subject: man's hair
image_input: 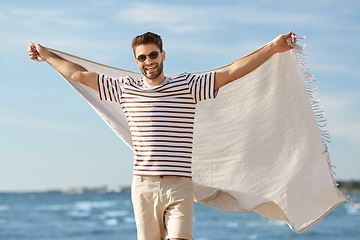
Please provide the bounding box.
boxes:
[132,32,163,55]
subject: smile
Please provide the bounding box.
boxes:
[145,65,157,72]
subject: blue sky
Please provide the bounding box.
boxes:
[0,0,359,191]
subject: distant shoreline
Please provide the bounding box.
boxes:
[337,180,360,193]
[1,180,359,194]
[0,185,131,194]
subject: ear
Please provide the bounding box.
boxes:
[161,50,166,61]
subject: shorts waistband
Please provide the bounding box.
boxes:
[133,174,192,179]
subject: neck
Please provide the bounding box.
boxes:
[144,72,166,86]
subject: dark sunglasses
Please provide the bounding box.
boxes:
[136,51,159,62]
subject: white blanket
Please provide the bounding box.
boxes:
[46,40,351,232]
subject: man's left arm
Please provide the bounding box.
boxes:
[214,31,296,91]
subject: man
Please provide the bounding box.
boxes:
[28,31,295,240]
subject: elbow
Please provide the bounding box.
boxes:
[214,71,234,90]
[69,71,99,92]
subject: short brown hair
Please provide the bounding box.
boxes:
[132,32,163,55]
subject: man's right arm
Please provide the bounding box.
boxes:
[28,42,99,92]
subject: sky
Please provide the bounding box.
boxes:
[0,0,359,192]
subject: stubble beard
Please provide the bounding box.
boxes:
[141,61,164,80]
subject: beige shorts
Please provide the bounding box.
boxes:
[131,175,194,240]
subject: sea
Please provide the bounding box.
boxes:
[0,192,359,240]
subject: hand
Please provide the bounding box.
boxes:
[273,31,296,54]
[28,42,46,62]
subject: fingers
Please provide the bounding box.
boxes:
[285,31,297,47]
[286,31,297,43]
[281,31,291,39]
[28,47,38,61]
[28,42,43,61]
[287,31,296,42]
[28,42,38,51]
[28,43,37,55]
[29,52,38,60]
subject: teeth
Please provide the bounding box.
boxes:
[146,66,156,70]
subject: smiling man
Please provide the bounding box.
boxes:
[134,39,165,83]
[28,31,295,240]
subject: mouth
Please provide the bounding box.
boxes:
[145,64,157,73]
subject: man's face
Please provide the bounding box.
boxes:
[134,43,165,81]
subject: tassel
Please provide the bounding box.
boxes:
[289,34,354,206]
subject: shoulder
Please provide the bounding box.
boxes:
[123,75,141,84]
[172,72,193,82]
[123,75,145,89]
[176,72,215,78]
[175,72,215,83]
[98,74,122,83]
[98,74,144,89]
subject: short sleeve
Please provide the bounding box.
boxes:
[185,72,217,103]
[98,74,123,103]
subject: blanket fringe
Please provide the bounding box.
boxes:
[287,35,355,207]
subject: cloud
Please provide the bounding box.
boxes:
[55,18,101,28]
[42,37,129,62]
[117,3,194,24]
[11,8,60,18]
[311,62,360,78]
[116,3,219,34]
[321,93,360,147]
[2,6,101,32]
[113,1,360,37]
[0,110,78,131]
[115,3,318,34]
[0,12,7,20]
[91,0,116,6]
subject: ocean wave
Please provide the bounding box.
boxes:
[35,200,118,212]
[104,218,118,226]
[35,204,72,211]
[74,200,117,210]
[98,210,128,219]
[226,222,239,228]
[0,205,9,212]
[67,210,91,217]
[344,202,359,215]
[246,219,287,227]
[123,217,135,223]
[249,234,258,239]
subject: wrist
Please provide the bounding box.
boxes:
[40,49,51,62]
[267,41,277,55]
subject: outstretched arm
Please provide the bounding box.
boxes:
[214,31,296,91]
[28,43,99,92]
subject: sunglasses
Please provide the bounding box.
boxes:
[136,51,159,62]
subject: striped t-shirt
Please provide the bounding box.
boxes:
[98,72,216,177]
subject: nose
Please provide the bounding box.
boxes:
[145,56,153,64]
